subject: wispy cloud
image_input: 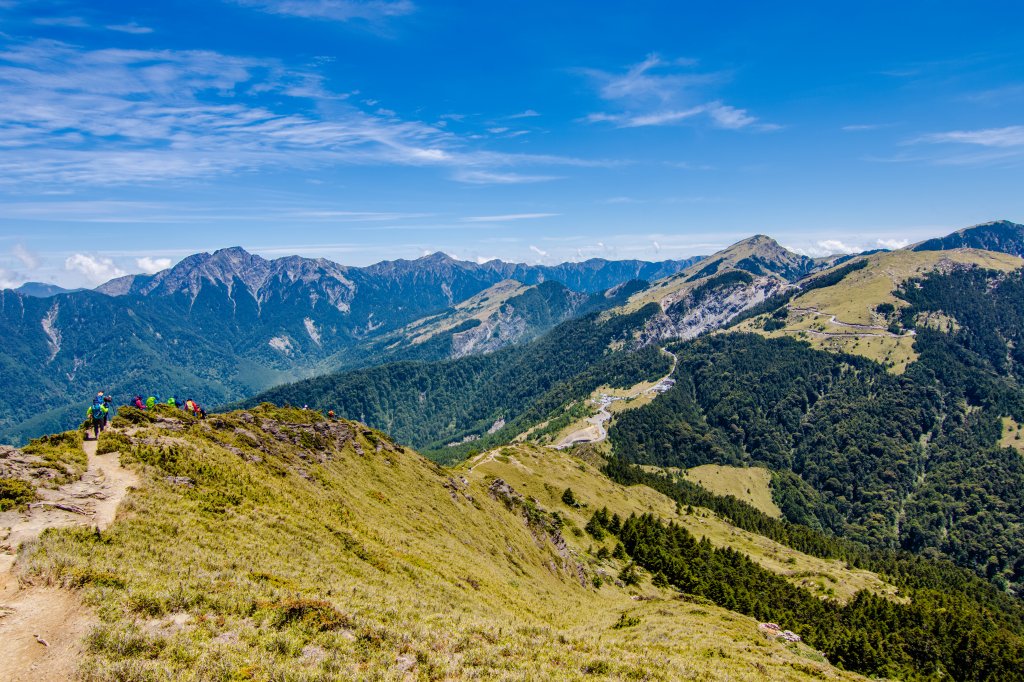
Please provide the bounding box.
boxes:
[0,39,588,186]
[579,54,774,131]
[452,170,563,185]
[106,22,154,34]
[463,213,558,222]
[842,123,891,132]
[915,125,1024,148]
[902,125,1024,166]
[230,0,415,23]
[508,109,540,119]
[13,243,39,268]
[528,244,549,258]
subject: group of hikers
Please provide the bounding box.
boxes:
[85,391,207,440]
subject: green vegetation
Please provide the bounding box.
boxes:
[244,305,671,461]
[609,307,1024,592]
[20,430,86,487]
[18,406,855,681]
[591,509,1024,679]
[0,476,35,510]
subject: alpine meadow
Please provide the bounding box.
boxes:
[2,2,1024,681]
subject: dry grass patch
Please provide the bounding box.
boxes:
[1002,417,1024,453]
[682,464,781,518]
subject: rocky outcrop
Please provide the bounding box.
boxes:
[639,275,791,345]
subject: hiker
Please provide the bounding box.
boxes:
[86,401,107,440]
[134,395,145,410]
[185,398,196,413]
[146,395,157,410]
[103,395,113,427]
[167,396,177,408]
[327,410,336,420]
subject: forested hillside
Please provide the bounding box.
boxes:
[609,264,1024,593]
[244,304,672,460]
[0,248,689,445]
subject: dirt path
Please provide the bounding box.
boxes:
[0,435,138,681]
[554,348,677,449]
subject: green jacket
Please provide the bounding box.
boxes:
[87,404,108,420]
[146,397,156,409]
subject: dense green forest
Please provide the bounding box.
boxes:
[243,304,671,461]
[588,505,1024,679]
[609,266,1024,593]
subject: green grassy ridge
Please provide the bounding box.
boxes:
[18,405,861,680]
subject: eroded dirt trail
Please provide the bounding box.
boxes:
[0,436,138,681]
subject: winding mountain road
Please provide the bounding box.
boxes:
[554,348,677,449]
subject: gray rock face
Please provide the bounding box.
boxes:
[639,276,790,345]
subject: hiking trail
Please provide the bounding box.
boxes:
[0,434,138,681]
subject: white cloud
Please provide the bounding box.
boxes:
[463,213,558,223]
[706,102,758,129]
[106,22,154,34]
[65,253,127,284]
[475,255,497,264]
[579,57,772,131]
[842,123,888,132]
[915,126,1024,148]
[621,106,706,128]
[136,256,172,273]
[529,245,549,258]
[452,170,562,185]
[508,109,540,119]
[0,40,592,186]
[652,240,661,253]
[231,0,415,22]
[580,54,714,104]
[12,243,39,269]
[876,238,909,250]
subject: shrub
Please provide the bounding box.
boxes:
[561,487,579,507]
[269,598,350,632]
[0,477,35,511]
[97,431,132,455]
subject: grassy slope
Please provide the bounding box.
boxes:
[735,248,1023,373]
[1003,417,1024,453]
[463,444,899,604]
[17,406,860,681]
[680,464,782,519]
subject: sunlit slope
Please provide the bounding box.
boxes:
[17,406,859,681]
[734,248,1023,372]
[463,443,899,604]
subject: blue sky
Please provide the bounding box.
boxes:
[0,0,1022,287]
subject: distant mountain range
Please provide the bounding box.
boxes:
[0,250,698,444]
[13,282,84,298]
[3,220,1022,446]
